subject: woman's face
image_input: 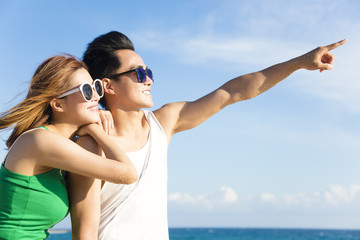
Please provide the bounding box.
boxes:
[60,68,101,126]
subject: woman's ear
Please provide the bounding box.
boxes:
[49,98,65,113]
[102,78,116,95]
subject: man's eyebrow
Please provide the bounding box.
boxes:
[128,64,146,69]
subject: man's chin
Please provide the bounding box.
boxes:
[143,101,154,108]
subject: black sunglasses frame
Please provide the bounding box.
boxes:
[108,67,153,83]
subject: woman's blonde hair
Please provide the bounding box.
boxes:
[0,54,87,148]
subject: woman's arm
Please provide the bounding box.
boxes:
[8,124,138,183]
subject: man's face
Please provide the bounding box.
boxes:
[109,50,154,110]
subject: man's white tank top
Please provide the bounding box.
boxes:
[98,110,169,240]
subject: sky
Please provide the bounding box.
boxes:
[0,0,360,230]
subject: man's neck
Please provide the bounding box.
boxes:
[110,108,148,136]
[107,108,150,152]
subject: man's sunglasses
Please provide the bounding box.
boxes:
[57,79,104,102]
[108,67,154,83]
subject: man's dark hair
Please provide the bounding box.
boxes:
[83,31,135,108]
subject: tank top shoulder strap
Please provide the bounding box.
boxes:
[144,110,166,137]
[3,127,49,163]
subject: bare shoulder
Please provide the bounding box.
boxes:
[5,128,70,168]
[153,102,186,121]
[153,102,187,138]
[13,128,60,152]
[17,128,87,157]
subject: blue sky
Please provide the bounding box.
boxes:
[1,0,360,230]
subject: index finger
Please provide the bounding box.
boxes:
[325,38,348,51]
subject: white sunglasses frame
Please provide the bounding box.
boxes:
[57,79,104,101]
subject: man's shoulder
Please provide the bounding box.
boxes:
[153,102,186,119]
[76,135,101,153]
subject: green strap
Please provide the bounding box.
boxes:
[38,126,49,130]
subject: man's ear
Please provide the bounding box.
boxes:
[49,98,65,113]
[102,78,116,95]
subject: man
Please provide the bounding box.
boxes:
[69,31,346,239]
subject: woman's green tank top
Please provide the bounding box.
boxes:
[0,165,69,239]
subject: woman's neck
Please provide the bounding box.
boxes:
[43,122,79,139]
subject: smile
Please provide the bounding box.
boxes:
[88,105,99,110]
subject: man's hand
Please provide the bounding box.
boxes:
[298,39,348,72]
[99,110,114,135]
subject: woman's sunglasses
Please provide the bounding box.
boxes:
[57,79,104,102]
[108,67,154,83]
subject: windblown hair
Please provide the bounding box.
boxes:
[83,31,134,108]
[0,55,87,148]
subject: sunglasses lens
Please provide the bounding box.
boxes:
[146,68,153,82]
[82,83,93,101]
[94,80,104,97]
[136,68,146,83]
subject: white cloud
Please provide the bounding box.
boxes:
[168,192,208,205]
[181,36,299,67]
[168,192,213,210]
[168,184,360,228]
[324,184,360,206]
[220,186,239,203]
[169,184,360,211]
[168,192,187,202]
[134,29,303,68]
[268,184,360,209]
[168,186,240,211]
[252,184,360,210]
[261,192,276,203]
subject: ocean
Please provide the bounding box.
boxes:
[48,228,360,240]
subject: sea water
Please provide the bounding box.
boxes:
[49,228,360,240]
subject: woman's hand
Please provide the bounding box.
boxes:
[77,110,113,137]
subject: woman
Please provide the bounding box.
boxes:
[0,55,138,239]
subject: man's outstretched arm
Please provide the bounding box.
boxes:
[154,39,347,140]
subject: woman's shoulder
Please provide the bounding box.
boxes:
[12,128,61,151]
[20,127,52,140]
[5,128,61,168]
